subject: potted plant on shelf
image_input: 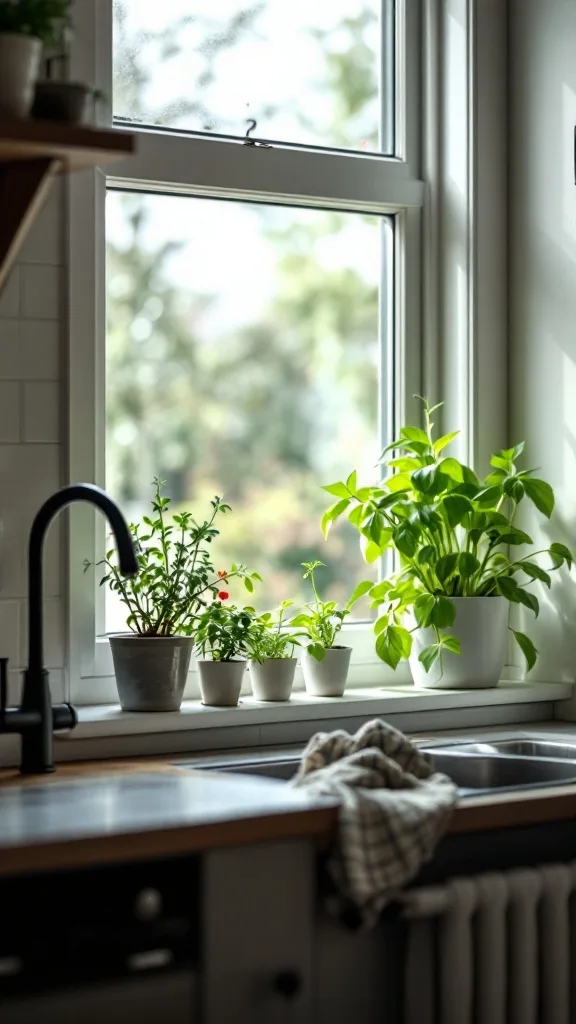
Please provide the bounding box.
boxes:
[246,601,304,702]
[290,561,372,697]
[322,399,572,689]
[194,601,255,707]
[88,478,260,712]
[32,23,105,125]
[0,0,70,118]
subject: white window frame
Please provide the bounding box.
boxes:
[66,0,508,706]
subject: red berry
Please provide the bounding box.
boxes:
[218,591,229,600]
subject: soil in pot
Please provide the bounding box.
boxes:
[197,659,246,707]
[409,596,508,689]
[109,634,194,712]
[301,646,352,697]
[32,81,90,124]
[249,658,296,702]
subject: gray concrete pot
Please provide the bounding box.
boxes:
[249,658,296,701]
[197,659,246,706]
[109,634,194,712]
[301,646,352,697]
[32,81,90,124]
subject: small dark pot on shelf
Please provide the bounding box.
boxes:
[32,81,90,124]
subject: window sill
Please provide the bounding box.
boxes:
[67,680,573,740]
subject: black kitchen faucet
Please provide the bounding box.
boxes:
[0,484,138,774]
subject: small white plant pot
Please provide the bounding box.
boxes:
[249,658,296,701]
[301,646,352,697]
[409,596,508,690]
[0,34,42,118]
[197,659,246,706]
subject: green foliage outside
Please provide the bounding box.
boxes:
[323,400,573,675]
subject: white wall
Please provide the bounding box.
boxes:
[0,186,66,704]
[510,0,576,681]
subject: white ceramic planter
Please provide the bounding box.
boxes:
[409,596,508,689]
[0,34,42,118]
[197,659,246,706]
[249,658,296,701]
[301,646,352,697]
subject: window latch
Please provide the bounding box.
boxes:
[243,118,272,149]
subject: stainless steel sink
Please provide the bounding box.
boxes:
[422,750,576,794]
[438,739,576,760]
[179,736,576,798]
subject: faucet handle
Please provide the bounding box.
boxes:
[0,658,8,725]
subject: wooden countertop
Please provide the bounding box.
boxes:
[0,759,337,877]
[2,753,576,877]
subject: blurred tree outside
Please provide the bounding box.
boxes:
[106,1,385,625]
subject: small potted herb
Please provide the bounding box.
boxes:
[290,562,371,697]
[0,0,70,118]
[88,478,259,712]
[194,602,255,707]
[322,399,573,688]
[32,25,105,125]
[246,601,304,702]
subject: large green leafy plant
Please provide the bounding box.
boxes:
[0,0,71,42]
[88,478,260,637]
[322,401,572,676]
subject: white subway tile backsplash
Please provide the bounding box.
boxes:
[0,268,20,319]
[0,600,21,667]
[19,183,64,267]
[19,320,60,379]
[0,443,62,597]
[0,382,20,442]
[24,382,60,443]
[21,265,62,321]
[0,320,20,378]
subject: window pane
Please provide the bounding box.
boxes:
[113,0,394,155]
[105,192,389,628]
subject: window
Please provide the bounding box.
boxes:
[69,0,424,701]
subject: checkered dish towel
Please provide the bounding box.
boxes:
[291,718,457,928]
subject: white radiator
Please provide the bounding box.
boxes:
[401,863,576,1024]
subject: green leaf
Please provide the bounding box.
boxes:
[346,470,358,494]
[443,494,473,528]
[346,580,373,609]
[387,473,412,494]
[496,528,533,546]
[243,577,254,593]
[475,485,502,507]
[503,477,525,502]
[511,629,538,672]
[388,457,423,472]
[433,430,460,455]
[348,504,365,527]
[414,593,435,627]
[435,553,458,584]
[375,625,412,669]
[497,576,521,602]
[490,454,511,471]
[393,523,419,558]
[419,644,441,673]
[430,596,455,628]
[417,544,436,565]
[520,562,551,588]
[523,477,555,518]
[401,425,431,446]
[321,498,350,539]
[412,464,441,494]
[322,481,349,499]
[438,457,464,482]
[517,588,539,617]
[361,536,383,564]
[441,635,461,654]
[307,643,326,661]
[550,542,573,569]
[458,552,480,578]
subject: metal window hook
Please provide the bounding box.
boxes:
[243,117,272,148]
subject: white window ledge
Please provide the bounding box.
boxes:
[67,681,574,740]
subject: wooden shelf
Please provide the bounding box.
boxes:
[0,117,134,170]
[0,118,135,292]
